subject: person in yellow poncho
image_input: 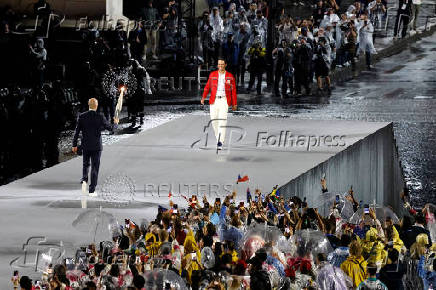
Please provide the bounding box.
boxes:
[362,227,387,267]
[181,230,203,285]
[145,232,161,257]
[411,233,429,259]
[247,40,266,95]
[219,242,239,263]
[341,240,368,288]
[385,223,404,254]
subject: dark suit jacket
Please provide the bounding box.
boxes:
[402,225,432,249]
[72,110,114,151]
[398,0,412,14]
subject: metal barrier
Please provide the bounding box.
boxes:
[425,15,436,31]
[384,7,397,36]
[371,6,397,37]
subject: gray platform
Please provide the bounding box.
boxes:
[0,115,403,286]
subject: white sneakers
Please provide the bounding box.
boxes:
[82,181,97,197]
[89,192,98,197]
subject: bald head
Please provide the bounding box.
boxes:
[88,98,98,110]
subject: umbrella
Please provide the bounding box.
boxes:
[316,262,352,290]
[349,205,400,225]
[277,235,296,254]
[219,225,243,247]
[201,247,216,269]
[242,235,265,260]
[37,246,64,273]
[210,213,220,225]
[143,269,187,290]
[242,222,282,246]
[291,229,333,258]
[313,192,354,219]
[313,191,337,217]
[72,207,119,242]
[340,199,355,220]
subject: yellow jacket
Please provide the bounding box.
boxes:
[220,250,239,263]
[145,232,161,257]
[181,230,202,284]
[248,47,266,58]
[391,226,404,253]
[340,255,368,288]
[362,227,387,265]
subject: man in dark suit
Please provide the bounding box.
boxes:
[72,98,118,197]
[402,212,432,249]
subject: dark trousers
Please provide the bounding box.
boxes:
[127,93,145,126]
[282,73,294,95]
[82,150,102,193]
[394,13,410,38]
[44,133,60,167]
[237,58,246,86]
[274,69,283,95]
[365,51,371,67]
[295,68,311,94]
[100,97,114,124]
[248,70,263,94]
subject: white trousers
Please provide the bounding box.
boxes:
[210,96,228,143]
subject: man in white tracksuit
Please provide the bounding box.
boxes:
[357,14,377,70]
[410,0,421,31]
[201,58,238,150]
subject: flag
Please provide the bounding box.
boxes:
[237,174,249,184]
[246,187,252,203]
[270,185,280,201]
[168,191,172,199]
[270,188,277,197]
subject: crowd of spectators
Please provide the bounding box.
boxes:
[12,179,436,289]
[0,0,422,98]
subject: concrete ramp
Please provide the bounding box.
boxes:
[0,115,404,211]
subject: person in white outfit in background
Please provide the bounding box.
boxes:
[357,13,377,70]
[410,0,421,31]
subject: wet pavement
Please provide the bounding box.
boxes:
[139,31,436,207]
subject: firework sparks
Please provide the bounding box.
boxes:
[102,67,138,97]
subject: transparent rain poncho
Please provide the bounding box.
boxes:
[200,246,216,269]
[349,205,400,225]
[316,261,352,290]
[143,268,188,290]
[291,229,334,259]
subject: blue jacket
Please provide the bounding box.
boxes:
[327,246,349,267]
[73,110,114,151]
[418,255,436,290]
